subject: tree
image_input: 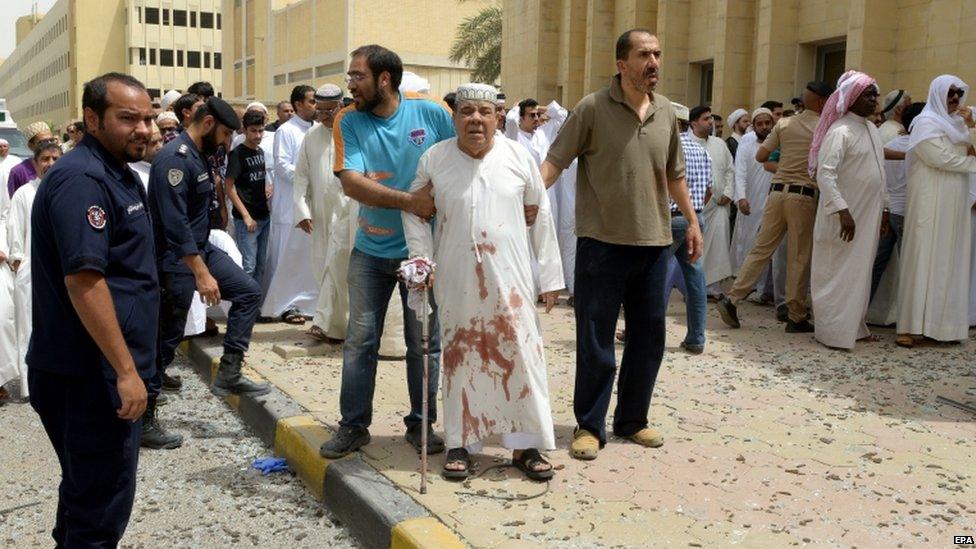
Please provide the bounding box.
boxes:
[449,2,502,84]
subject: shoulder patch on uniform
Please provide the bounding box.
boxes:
[197,172,210,182]
[177,143,189,157]
[86,205,107,230]
[168,168,184,186]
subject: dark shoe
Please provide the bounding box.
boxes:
[319,426,370,458]
[785,319,815,333]
[211,351,271,397]
[140,399,183,449]
[679,341,704,354]
[442,448,471,480]
[566,295,575,308]
[161,372,183,392]
[716,298,740,328]
[775,304,789,322]
[405,423,445,454]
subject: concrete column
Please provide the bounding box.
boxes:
[712,0,757,117]
[558,0,588,106]
[501,0,560,103]
[583,0,615,95]
[846,0,897,92]
[657,0,690,104]
[753,0,799,104]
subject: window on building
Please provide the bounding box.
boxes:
[173,10,187,27]
[187,51,201,68]
[698,62,714,106]
[145,7,159,24]
[139,47,146,66]
[137,6,142,23]
[214,52,222,70]
[149,48,156,65]
[190,11,197,27]
[288,68,313,83]
[204,52,211,68]
[148,88,161,99]
[177,50,184,66]
[160,49,174,67]
[216,13,222,29]
[200,11,214,28]
[274,74,286,86]
[816,42,846,87]
[162,8,170,25]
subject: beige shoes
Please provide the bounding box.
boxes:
[570,428,600,460]
[627,427,664,448]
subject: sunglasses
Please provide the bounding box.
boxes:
[948,88,964,99]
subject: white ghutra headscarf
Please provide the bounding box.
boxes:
[908,74,971,151]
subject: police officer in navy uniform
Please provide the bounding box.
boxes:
[145,96,269,448]
[28,73,155,547]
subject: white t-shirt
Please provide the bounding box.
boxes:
[884,134,910,216]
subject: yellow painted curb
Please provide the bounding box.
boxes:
[274,416,332,500]
[390,517,466,549]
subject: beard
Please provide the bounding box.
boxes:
[356,80,386,112]
[628,67,657,94]
[202,127,221,156]
[121,142,146,163]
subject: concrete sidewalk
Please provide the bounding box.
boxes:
[185,295,975,548]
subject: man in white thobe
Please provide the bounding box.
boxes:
[896,75,976,345]
[0,143,16,401]
[262,85,319,322]
[810,73,886,350]
[689,106,735,296]
[725,108,749,160]
[731,111,775,283]
[512,99,558,228]
[403,83,562,480]
[6,143,61,398]
[541,100,578,302]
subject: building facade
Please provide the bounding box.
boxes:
[0,0,224,130]
[501,0,976,118]
[222,0,495,103]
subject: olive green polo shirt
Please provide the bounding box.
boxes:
[547,75,685,246]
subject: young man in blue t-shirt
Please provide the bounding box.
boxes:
[320,45,454,458]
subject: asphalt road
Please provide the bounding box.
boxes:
[0,358,360,548]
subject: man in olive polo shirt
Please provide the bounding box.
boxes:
[717,81,834,332]
[540,29,701,461]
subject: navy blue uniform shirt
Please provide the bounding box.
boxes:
[28,133,159,381]
[148,130,213,273]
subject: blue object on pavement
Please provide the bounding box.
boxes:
[252,457,290,475]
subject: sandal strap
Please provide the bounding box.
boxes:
[516,448,547,468]
[446,448,469,462]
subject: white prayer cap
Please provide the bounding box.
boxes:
[245,101,268,114]
[672,102,689,122]
[455,83,498,104]
[156,111,179,125]
[882,89,908,119]
[495,92,507,106]
[751,107,774,121]
[727,108,748,129]
[399,71,431,95]
[23,120,50,142]
[314,84,343,101]
[160,89,182,111]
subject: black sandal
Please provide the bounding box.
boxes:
[513,448,554,481]
[282,309,306,325]
[442,448,471,480]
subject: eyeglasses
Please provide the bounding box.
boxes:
[948,88,964,98]
[344,73,368,83]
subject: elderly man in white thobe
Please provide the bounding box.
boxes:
[292,84,346,340]
[688,105,735,297]
[403,83,563,481]
[262,85,318,324]
[878,89,912,145]
[895,75,976,347]
[809,71,886,350]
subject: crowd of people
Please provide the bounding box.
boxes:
[1,26,974,547]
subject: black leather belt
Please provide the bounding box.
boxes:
[671,209,703,217]
[770,182,816,198]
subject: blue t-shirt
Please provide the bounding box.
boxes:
[334,92,454,258]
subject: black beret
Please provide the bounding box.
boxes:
[806,80,835,98]
[206,97,242,131]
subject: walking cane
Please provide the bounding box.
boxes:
[420,288,430,495]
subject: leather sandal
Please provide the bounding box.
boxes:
[513,448,553,481]
[442,448,471,480]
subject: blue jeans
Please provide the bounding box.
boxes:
[870,213,904,301]
[573,237,670,445]
[339,248,440,431]
[668,215,707,347]
[234,216,271,283]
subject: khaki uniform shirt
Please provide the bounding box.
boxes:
[761,109,819,188]
[547,75,685,246]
